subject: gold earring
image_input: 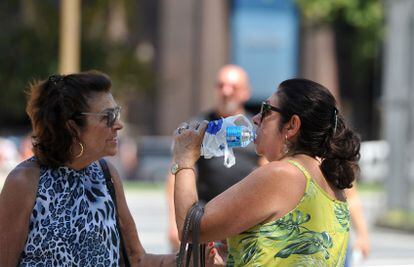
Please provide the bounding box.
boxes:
[70,142,84,158]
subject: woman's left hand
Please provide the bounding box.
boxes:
[354,235,370,259]
[172,120,208,167]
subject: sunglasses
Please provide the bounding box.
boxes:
[81,106,122,127]
[260,101,282,122]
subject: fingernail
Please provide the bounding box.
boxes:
[210,249,216,255]
[208,242,214,248]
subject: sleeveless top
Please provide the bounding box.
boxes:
[196,111,258,202]
[19,157,120,266]
[226,160,350,267]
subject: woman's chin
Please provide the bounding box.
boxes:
[106,149,118,157]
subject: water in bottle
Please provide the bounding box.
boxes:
[201,114,255,168]
[226,125,256,148]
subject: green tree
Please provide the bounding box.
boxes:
[0,0,155,132]
[295,0,384,139]
[296,0,383,57]
[0,1,59,130]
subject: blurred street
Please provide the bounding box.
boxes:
[126,188,414,266]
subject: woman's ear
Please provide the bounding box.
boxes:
[286,114,301,140]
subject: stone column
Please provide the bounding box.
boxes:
[382,0,412,215]
[301,24,340,103]
[157,0,228,135]
[59,0,81,74]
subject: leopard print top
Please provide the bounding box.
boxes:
[19,158,120,266]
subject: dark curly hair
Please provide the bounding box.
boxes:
[277,78,360,189]
[26,70,111,168]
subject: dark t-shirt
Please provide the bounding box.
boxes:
[195,111,259,203]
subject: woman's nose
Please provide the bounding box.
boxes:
[113,119,124,130]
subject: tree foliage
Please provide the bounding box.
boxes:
[295,0,384,139]
[0,0,155,130]
[295,0,384,57]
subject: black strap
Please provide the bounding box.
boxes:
[99,159,131,267]
[176,202,205,267]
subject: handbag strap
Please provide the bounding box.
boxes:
[192,206,205,267]
[99,159,131,267]
[176,202,205,267]
[177,204,196,267]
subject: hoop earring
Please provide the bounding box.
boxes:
[70,142,84,158]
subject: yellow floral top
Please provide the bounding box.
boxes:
[226,160,350,267]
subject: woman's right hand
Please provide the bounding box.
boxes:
[172,121,208,168]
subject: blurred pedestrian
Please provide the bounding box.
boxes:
[106,135,140,181]
[173,78,360,266]
[18,133,33,161]
[0,71,174,266]
[344,185,370,266]
[0,137,19,181]
[118,136,139,180]
[166,65,260,251]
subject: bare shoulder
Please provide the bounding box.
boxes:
[1,160,40,209]
[246,161,308,198]
[2,160,40,193]
[254,160,302,183]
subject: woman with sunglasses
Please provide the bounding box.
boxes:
[0,71,175,266]
[172,78,360,266]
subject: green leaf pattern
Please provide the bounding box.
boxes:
[291,255,328,266]
[302,180,318,202]
[275,230,333,259]
[226,160,350,266]
[235,210,336,265]
[334,203,350,232]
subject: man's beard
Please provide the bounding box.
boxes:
[223,101,240,115]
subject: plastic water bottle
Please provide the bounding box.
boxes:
[226,125,256,148]
[201,114,255,167]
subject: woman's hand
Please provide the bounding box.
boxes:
[206,241,227,266]
[172,120,208,168]
[354,234,370,259]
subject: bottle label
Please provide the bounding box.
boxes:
[226,126,243,148]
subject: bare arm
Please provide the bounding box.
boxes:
[107,161,175,266]
[173,122,306,243]
[166,171,180,251]
[0,161,39,267]
[174,161,300,243]
[345,185,370,258]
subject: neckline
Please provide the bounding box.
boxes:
[57,162,95,174]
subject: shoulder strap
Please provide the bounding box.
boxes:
[287,160,312,182]
[99,159,116,199]
[99,159,130,267]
